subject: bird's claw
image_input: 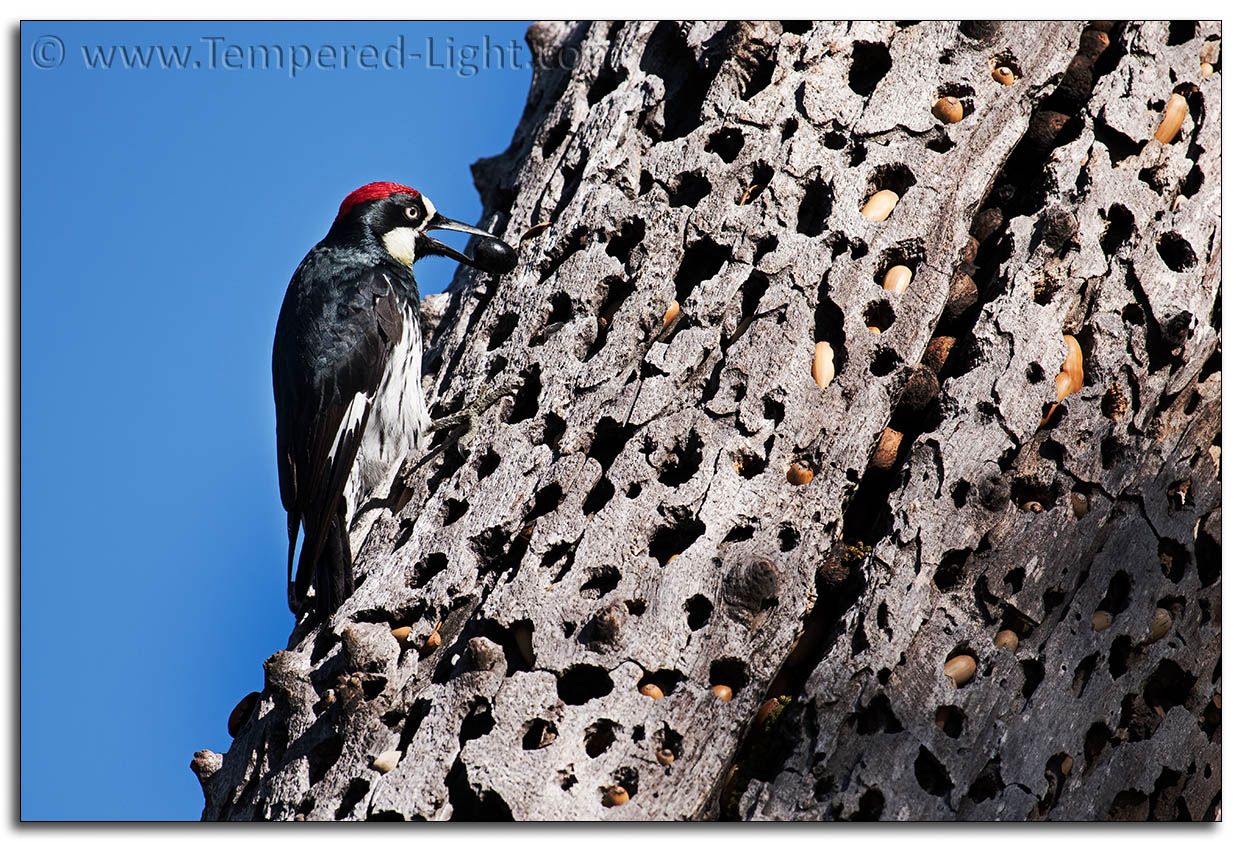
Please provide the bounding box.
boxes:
[416,382,516,469]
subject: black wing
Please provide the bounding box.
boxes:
[273,258,406,610]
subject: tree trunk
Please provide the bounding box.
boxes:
[194,20,1221,821]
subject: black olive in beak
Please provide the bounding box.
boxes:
[421,213,517,274]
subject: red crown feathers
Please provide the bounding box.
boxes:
[337,182,420,219]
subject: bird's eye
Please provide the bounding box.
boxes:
[403,206,422,223]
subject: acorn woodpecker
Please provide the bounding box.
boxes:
[273,182,517,619]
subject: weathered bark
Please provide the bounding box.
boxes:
[195,21,1221,821]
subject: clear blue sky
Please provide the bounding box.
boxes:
[20,20,532,820]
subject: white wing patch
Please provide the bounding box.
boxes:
[343,296,430,525]
[328,391,370,464]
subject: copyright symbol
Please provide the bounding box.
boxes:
[31,35,65,69]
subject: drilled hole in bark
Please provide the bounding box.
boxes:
[649,507,705,564]
[1083,721,1113,772]
[584,276,636,361]
[1109,636,1135,678]
[529,293,574,348]
[1157,232,1198,271]
[848,42,891,96]
[557,665,614,705]
[487,312,519,351]
[504,365,541,424]
[684,594,713,630]
[853,693,903,734]
[409,552,448,590]
[580,566,621,599]
[584,719,619,758]
[541,118,570,157]
[1167,20,1196,45]
[1194,522,1221,585]
[813,277,848,373]
[1020,659,1044,698]
[657,430,704,486]
[709,658,749,692]
[1071,653,1098,698]
[1100,204,1135,256]
[925,129,955,153]
[865,163,915,199]
[934,705,964,738]
[1096,571,1132,616]
[797,177,835,236]
[475,449,500,480]
[874,241,925,287]
[933,548,969,591]
[308,734,344,785]
[738,161,773,204]
[582,476,615,516]
[673,240,731,301]
[870,347,899,377]
[827,231,868,260]
[336,779,371,820]
[521,718,558,750]
[639,669,684,697]
[864,299,895,333]
[587,62,628,106]
[706,126,744,163]
[671,172,711,208]
[914,745,952,797]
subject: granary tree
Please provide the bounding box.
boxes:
[194,20,1221,820]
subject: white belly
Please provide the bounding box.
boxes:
[344,304,429,524]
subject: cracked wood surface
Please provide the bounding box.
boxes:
[196,20,1221,821]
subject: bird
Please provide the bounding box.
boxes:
[273,182,517,620]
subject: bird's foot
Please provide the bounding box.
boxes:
[414,382,516,469]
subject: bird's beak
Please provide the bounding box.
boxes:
[420,213,518,274]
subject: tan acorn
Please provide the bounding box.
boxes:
[521,221,552,241]
[1149,608,1172,642]
[371,749,401,773]
[1071,491,1089,519]
[883,265,912,293]
[870,427,902,471]
[992,66,1016,85]
[712,684,734,701]
[656,748,676,766]
[663,300,680,327]
[391,626,414,647]
[812,341,835,388]
[604,785,630,807]
[923,336,956,374]
[638,683,664,700]
[994,630,1019,653]
[1091,610,1113,631]
[861,189,899,221]
[1102,382,1128,419]
[932,96,965,123]
[1154,93,1189,144]
[786,464,814,485]
[944,655,976,687]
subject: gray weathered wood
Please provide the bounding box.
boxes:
[195,20,1221,821]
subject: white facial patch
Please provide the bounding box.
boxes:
[381,227,418,267]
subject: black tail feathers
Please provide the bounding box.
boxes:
[291,502,354,621]
[313,504,354,619]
